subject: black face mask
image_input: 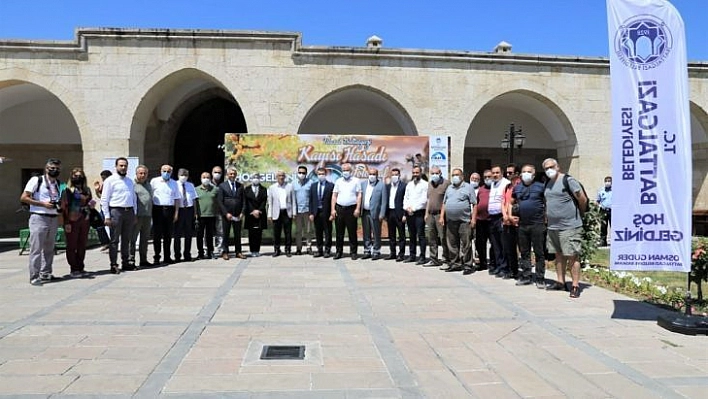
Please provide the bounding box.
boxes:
[71,177,83,185]
[47,169,60,178]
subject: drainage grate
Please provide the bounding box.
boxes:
[260,345,306,360]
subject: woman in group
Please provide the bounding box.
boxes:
[61,167,94,278]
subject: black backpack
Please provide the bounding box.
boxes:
[19,175,61,212]
[545,174,590,217]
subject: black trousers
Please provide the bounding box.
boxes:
[503,224,519,276]
[387,211,406,258]
[406,210,426,259]
[174,206,195,259]
[248,226,263,253]
[222,217,243,255]
[152,205,175,261]
[313,208,332,254]
[196,216,215,256]
[475,219,495,269]
[488,215,507,273]
[335,204,358,255]
[600,209,611,246]
[518,223,546,280]
[272,209,292,251]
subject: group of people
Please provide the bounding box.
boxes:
[21,156,612,298]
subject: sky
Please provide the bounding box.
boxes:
[0,0,706,61]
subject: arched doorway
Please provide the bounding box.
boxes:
[464,90,575,175]
[298,85,416,135]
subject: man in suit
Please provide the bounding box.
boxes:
[360,167,387,260]
[243,173,268,257]
[217,166,246,260]
[309,167,334,258]
[267,170,296,257]
[386,168,406,261]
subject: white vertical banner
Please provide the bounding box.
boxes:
[607,0,691,271]
[428,136,450,177]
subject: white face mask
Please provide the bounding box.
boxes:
[368,175,377,183]
[201,178,211,186]
[605,182,612,189]
[470,181,479,189]
[521,172,534,184]
[178,175,188,183]
[212,172,221,180]
[545,168,557,179]
[318,174,326,182]
[342,171,351,179]
[391,175,400,184]
[430,174,440,183]
[484,178,493,187]
[251,179,260,185]
[298,173,306,179]
[451,176,461,185]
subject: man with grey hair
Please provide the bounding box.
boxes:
[440,167,477,274]
[424,165,450,267]
[151,164,181,265]
[217,165,246,260]
[174,168,198,262]
[20,158,63,285]
[542,158,588,298]
[129,164,153,269]
[211,165,224,257]
[268,170,296,257]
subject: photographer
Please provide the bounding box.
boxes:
[20,158,63,286]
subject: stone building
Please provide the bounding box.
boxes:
[1,28,707,235]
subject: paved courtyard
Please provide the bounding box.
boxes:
[0,240,706,398]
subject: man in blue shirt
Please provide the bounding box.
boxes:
[596,176,612,247]
[292,165,313,255]
[511,164,546,288]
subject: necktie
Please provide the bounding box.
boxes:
[231,181,235,193]
[318,184,324,208]
[254,186,258,196]
[181,183,187,207]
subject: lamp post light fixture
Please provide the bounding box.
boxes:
[500,123,525,164]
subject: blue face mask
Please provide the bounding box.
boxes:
[342,171,351,179]
[162,172,171,180]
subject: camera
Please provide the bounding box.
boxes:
[50,200,61,211]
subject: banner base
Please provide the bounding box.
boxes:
[657,314,708,335]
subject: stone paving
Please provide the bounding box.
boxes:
[0,241,706,398]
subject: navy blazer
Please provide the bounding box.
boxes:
[360,179,387,219]
[243,183,268,229]
[385,181,406,219]
[217,179,244,217]
[309,180,334,217]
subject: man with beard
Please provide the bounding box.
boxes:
[101,157,137,274]
[217,166,246,260]
[129,165,153,269]
[502,163,521,279]
[20,158,63,285]
[243,173,267,257]
[403,165,429,264]
[150,164,181,265]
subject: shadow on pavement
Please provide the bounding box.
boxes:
[611,299,674,321]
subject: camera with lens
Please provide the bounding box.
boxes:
[50,200,61,211]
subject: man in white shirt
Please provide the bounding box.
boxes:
[267,171,296,257]
[174,168,198,262]
[386,168,407,261]
[101,157,137,274]
[20,158,63,285]
[150,164,181,265]
[403,165,429,264]
[331,163,362,260]
[488,165,510,277]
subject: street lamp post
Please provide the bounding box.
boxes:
[500,123,525,164]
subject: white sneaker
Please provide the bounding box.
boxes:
[30,278,43,286]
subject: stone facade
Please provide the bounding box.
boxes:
[1,28,707,234]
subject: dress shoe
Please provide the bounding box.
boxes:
[313,252,323,258]
[462,267,476,275]
[371,254,381,261]
[273,250,282,257]
[285,251,292,258]
[333,253,343,260]
[139,261,152,267]
[423,259,441,267]
[362,253,372,260]
[109,264,120,274]
[164,258,175,265]
[445,265,463,272]
[184,256,194,262]
[295,249,302,256]
[351,253,358,260]
[122,264,136,272]
[385,254,396,261]
[206,253,214,260]
[235,253,247,259]
[516,278,533,286]
[324,251,331,258]
[222,253,229,260]
[396,256,405,262]
[416,258,427,265]
[404,256,417,263]
[475,264,488,271]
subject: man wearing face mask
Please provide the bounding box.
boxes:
[20,158,63,285]
[360,167,387,260]
[403,165,429,264]
[473,170,496,273]
[101,157,138,274]
[195,172,218,260]
[487,165,510,277]
[386,168,407,261]
[292,165,313,255]
[331,163,362,260]
[501,163,521,280]
[440,167,477,274]
[217,166,246,260]
[596,176,612,247]
[174,168,198,262]
[511,164,547,287]
[268,171,296,257]
[309,167,334,257]
[129,165,153,269]
[423,166,450,267]
[543,158,588,298]
[243,173,268,257]
[151,164,181,265]
[211,166,224,258]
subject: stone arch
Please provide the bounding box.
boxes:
[297,84,417,135]
[463,88,576,175]
[690,100,708,210]
[0,78,83,233]
[128,67,246,177]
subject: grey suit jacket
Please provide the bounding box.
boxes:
[360,178,387,220]
[267,182,296,220]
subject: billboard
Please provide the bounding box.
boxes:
[223,134,450,184]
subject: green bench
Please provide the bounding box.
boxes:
[19,227,100,255]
